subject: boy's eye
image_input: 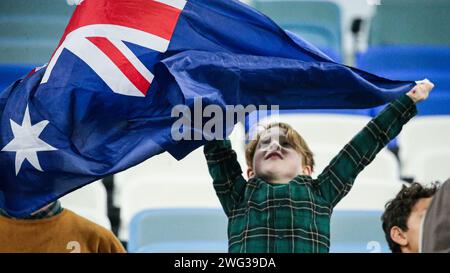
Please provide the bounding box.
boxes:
[281,141,291,147]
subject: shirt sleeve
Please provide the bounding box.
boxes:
[316,95,417,207]
[203,140,247,216]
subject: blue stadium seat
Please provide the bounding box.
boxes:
[357,46,450,92]
[251,0,343,62]
[128,208,228,253]
[368,0,450,46]
[371,92,450,117]
[0,64,36,91]
[357,46,450,71]
[244,108,373,139]
[330,210,390,253]
[136,241,228,253]
[129,209,390,253]
[357,45,450,118]
[416,93,450,116]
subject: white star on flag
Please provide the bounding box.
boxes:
[1,104,57,175]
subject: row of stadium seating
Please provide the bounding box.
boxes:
[0,0,74,64]
[127,208,389,253]
[59,182,392,252]
[249,0,450,62]
[1,0,450,64]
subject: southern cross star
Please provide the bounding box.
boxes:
[1,105,57,175]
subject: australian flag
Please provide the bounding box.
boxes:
[0,0,414,217]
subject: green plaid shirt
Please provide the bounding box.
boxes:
[204,95,417,253]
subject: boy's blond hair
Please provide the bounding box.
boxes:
[245,122,315,172]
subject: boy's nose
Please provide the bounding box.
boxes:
[267,140,282,151]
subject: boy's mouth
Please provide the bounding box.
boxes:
[265,152,283,160]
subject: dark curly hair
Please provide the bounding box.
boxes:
[381,182,439,253]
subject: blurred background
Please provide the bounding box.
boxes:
[1,0,449,253]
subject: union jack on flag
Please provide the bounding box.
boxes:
[43,0,186,97]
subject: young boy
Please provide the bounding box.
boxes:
[381,182,438,253]
[203,80,434,253]
[0,200,126,253]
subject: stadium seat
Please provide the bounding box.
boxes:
[113,146,212,205]
[334,178,403,211]
[114,123,248,240]
[398,116,450,178]
[129,208,391,253]
[368,90,450,122]
[251,0,343,61]
[357,45,450,119]
[0,0,74,63]
[357,46,450,72]
[356,46,450,93]
[313,145,400,181]
[368,0,450,46]
[135,241,228,253]
[330,210,389,253]
[128,208,228,253]
[0,0,74,65]
[416,92,450,116]
[407,148,450,183]
[118,178,221,241]
[59,180,111,229]
[254,113,371,152]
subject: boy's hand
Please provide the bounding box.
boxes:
[406,79,435,103]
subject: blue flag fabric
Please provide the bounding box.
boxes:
[0,0,414,216]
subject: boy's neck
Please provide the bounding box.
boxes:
[260,174,295,185]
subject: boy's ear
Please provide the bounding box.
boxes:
[390,226,408,248]
[302,165,312,176]
[247,168,255,179]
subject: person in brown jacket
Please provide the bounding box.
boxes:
[0,200,126,253]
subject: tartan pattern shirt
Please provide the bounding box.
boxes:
[0,201,63,220]
[204,95,417,253]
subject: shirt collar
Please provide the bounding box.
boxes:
[249,175,313,188]
[0,201,63,220]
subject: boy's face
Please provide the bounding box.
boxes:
[404,197,433,252]
[249,126,310,184]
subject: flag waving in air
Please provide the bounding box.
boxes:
[0,0,414,217]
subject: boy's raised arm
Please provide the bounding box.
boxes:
[204,140,247,216]
[316,80,434,207]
